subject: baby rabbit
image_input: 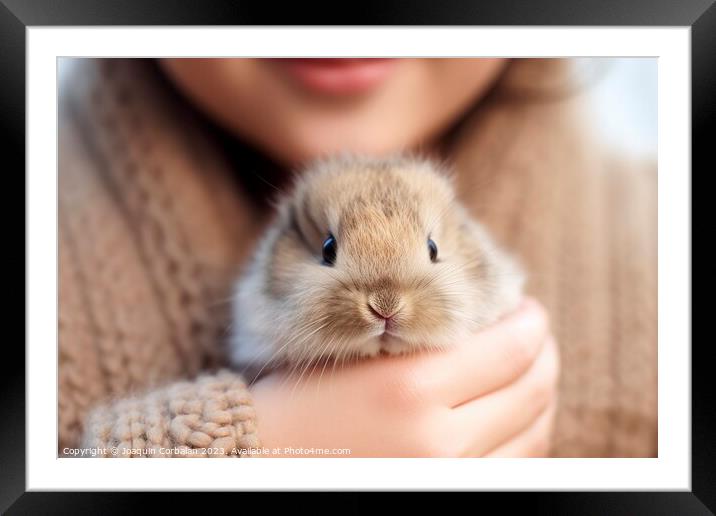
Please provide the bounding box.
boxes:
[230,156,524,374]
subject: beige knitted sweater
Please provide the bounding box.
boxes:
[60,59,657,457]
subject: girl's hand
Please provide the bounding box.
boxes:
[250,298,559,457]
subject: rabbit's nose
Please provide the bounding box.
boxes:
[367,291,403,320]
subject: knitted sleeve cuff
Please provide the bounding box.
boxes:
[80,370,261,458]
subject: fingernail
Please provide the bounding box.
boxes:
[512,299,545,333]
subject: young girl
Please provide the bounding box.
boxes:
[60,58,655,457]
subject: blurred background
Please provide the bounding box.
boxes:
[585,57,657,158]
[59,57,657,159]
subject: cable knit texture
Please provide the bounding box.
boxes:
[59,58,264,455]
[80,370,259,457]
[59,58,657,457]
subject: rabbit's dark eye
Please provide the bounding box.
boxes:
[322,234,337,266]
[428,238,438,263]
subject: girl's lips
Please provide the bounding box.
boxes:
[270,58,398,95]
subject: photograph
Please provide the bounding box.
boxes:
[4,1,705,506]
[57,57,657,459]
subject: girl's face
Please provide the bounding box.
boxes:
[161,58,508,166]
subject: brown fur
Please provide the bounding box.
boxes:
[230,156,524,373]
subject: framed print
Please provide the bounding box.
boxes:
[5,0,709,512]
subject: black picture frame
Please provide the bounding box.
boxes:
[3,0,708,513]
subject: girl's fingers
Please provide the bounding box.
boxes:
[449,335,559,456]
[483,400,557,457]
[424,298,550,407]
